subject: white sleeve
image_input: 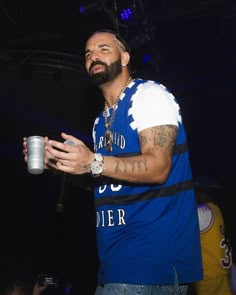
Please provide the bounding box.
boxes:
[131,82,181,133]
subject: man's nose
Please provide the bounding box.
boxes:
[90,52,99,62]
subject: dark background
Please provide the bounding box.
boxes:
[0,0,235,293]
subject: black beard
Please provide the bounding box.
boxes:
[89,58,122,86]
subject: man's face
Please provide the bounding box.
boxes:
[84,32,123,86]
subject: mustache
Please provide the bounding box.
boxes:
[89,60,107,73]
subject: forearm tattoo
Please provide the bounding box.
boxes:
[114,159,148,174]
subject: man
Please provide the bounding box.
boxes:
[189,176,232,295]
[23,30,203,295]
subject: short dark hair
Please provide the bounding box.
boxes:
[89,29,131,54]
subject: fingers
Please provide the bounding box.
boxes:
[48,139,74,154]
[47,140,76,165]
[22,138,28,161]
[23,137,27,148]
[45,139,73,171]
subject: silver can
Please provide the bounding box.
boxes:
[27,136,45,174]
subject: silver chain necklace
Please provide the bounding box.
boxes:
[104,76,132,152]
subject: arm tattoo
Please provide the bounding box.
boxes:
[113,125,177,176]
[114,159,148,174]
[140,125,177,155]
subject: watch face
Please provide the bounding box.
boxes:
[91,161,103,174]
[90,153,104,176]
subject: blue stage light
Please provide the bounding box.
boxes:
[120,8,133,21]
[143,53,151,64]
[78,2,99,15]
[79,5,85,14]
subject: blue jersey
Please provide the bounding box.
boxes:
[92,79,203,285]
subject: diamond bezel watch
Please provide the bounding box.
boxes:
[90,153,105,177]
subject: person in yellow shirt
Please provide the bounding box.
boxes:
[189,176,233,295]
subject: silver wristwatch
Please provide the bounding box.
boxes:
[90,153,105,177]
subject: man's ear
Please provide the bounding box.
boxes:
[121,51,130,67]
